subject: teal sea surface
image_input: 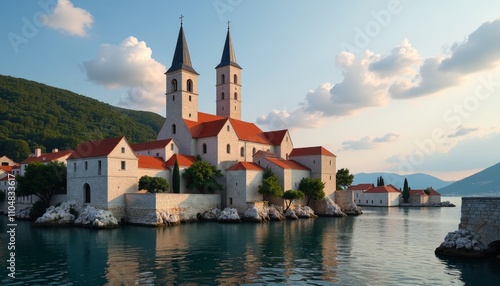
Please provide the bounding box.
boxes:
[1,197,499,285]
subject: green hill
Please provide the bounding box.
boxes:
[0,75,165,162]
[438,162,500,196]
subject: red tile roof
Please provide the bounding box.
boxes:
[229,118,270,144]
[365,185,401,193]
[21,150,74,164]
[1,166,13,173]
[289,146,336,157]
[253,150,279,158]
[347,183,374,191]
[165,154,196,167]
[68,137,125,159]
[410,189,441,196]
[131,139,173,151]
[266,157,310,170]
[227,162,265,171]
[263,129,289,145]
[137,156,168,170]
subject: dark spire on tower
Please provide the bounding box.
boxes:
[216,22,241,69]
[167,18,198,74]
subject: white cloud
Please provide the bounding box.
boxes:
[341,133,400,151]
[256,108,324,130]
[447,126,479,138]
[83,36,166,112]
[258,19,500,130]
[40,0,93,36]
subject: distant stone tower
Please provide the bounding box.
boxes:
[216,24,242,120]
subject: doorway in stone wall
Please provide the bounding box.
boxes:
[84,183,91,203]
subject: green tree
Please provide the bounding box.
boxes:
[402,178,410,203]
[138,175,169,193]
[377,176,385,186]
[336,168,354,190]
[282,189,304,212]
[424,187,432,196]
[258,167,283,201]
[172,160,181,194]
[299,177,325,206]
[16,161,67,207]
[0,139,31,162]
[0,190,5,202]
[182,158,222,194]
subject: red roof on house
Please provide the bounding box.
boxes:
[289,146,336,157]
[410,189,441,196]
[131,139,173,151]
[227,162,265,171]
[21,150,74,164]
[263,129,288,145]
[68,136,125,159]
[0,176,8,181]
[365,185,401,193]
[184,112,271,144]
[1,166,13,173]
[137,156,168,170]
[348,183,375,191]
[165,154,196,167]
[266,157,310,170]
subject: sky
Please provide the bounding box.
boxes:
[1,0,500,182]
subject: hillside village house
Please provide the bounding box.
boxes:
[348,184,401,207]
[409,189,441,205]
[2,23,342,221]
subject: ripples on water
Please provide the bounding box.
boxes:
[1,197,500,285]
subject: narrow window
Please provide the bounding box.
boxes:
[286,153,289,160]
[221,74,225,84]
[98,160,102,175]
[156,153,159,157]
[171,143,174,150]
[84,183,91,204]
[234,92,238,100]
[227,125,230,131]
[85,161,88,170]
[73,163,76,173]
[222,106,224,111]
[189,113,191,117]
[229,198,232,205]
[172,124,176,134]
[187,79,193,92]
[226,144,231,154]
[121,147,125,153]
[121,161,126,170]
[221,92,225,100]
[240,147,244,157]
[203,143,207,154]
[189,95,192,101]
[233,74,238,84]
[380,200,383,203]
[330,160,332,165]
[171,79,178,91]
[252,147,256,154]
[173,95,175,101]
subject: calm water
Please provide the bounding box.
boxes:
[1,197,499,285]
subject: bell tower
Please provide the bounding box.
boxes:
[216,23,242,120]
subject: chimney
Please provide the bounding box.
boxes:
[52,148,59,153]
[34,148,42,157]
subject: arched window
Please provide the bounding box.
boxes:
[240,147,244,157]
[234,92,238,100]
[203,143,207,154]
[187,79,193,92]
[172,124,176,134]
[226,144,231,154]
[171,79,178,91]
[221,74,225,84]
[84,183,91,203]
[234,74,238,84]
[221,92,225,100]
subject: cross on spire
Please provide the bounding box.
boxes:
[227,20,230,30]
[180,14,184,25]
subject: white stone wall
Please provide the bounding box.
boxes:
[290,154,336,197]
[125,193,220,222]
[429,195,441,204]
[138,168,170,181]
[216,121,240,170]
[278,131,294,159]
[216,65,242,119]
[197,137,219,167]
[459,197,500,246]
[225,170,247,213]
[362,192,401,206]
[134,142,178,161]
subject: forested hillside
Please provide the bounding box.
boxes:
[0,75,165,162]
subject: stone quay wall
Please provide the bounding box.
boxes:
[459,197,500,247]
[125,193,221,223]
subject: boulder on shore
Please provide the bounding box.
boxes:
[217,208,241,223]
[15,206,31,220]
[342,200,363,215]
[285,209,299,220]
[294,205,318,218]
[34,201,77,226]
[268,205,286,221]
[138,210,181,227]
[435,229,485,258]
[242,205,269,222]
[74,206,119,229]
[315,197,347,217]
[197,208,221,221]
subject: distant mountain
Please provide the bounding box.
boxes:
[438,162,500,196]
[353,172,454,190]
[0,75,165,162]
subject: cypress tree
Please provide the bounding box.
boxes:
[172,160,180,194]
[402,178,410,203]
